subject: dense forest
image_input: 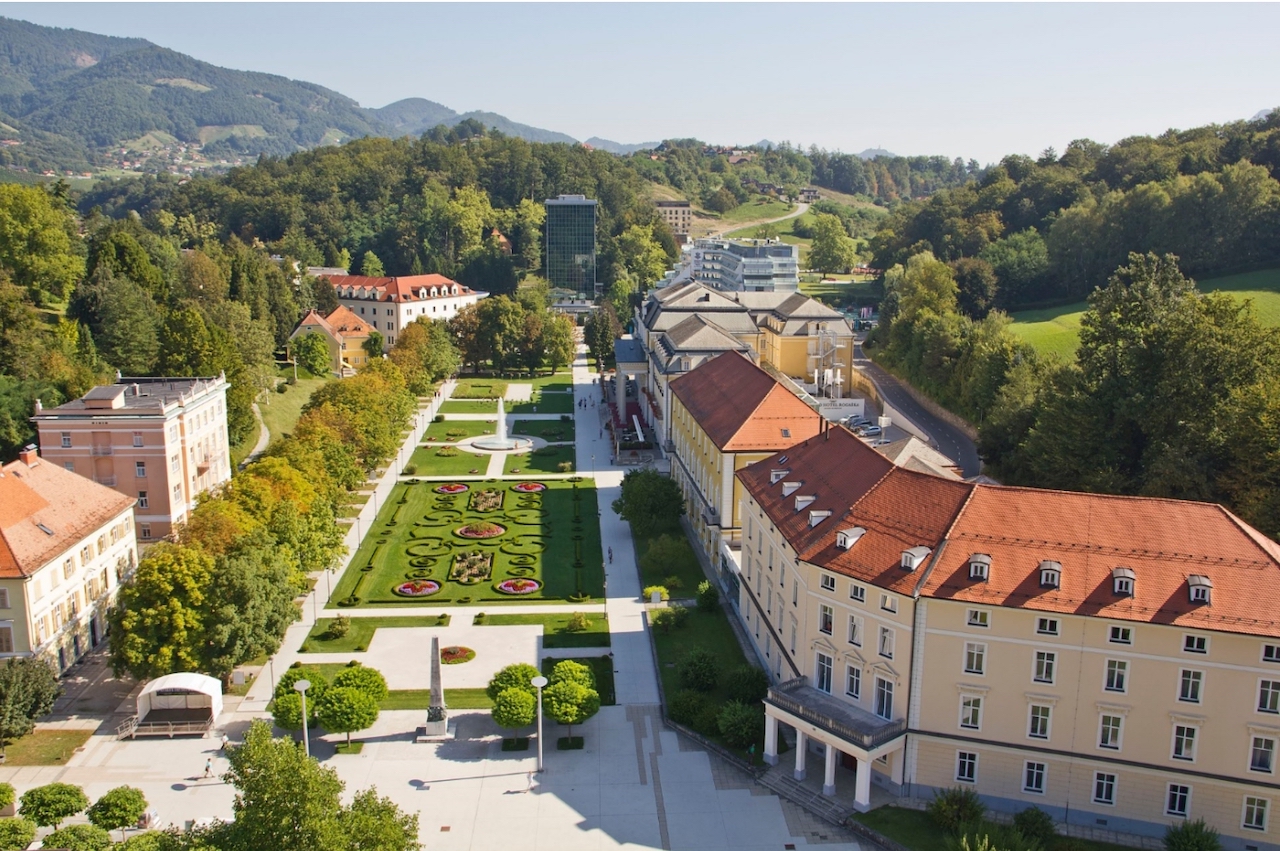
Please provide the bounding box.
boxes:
[871,112,1280,310]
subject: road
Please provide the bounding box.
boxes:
[854,340,983,478]
[712,201,809,238]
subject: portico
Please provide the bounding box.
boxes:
[763,678,906,811]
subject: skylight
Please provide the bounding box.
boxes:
[35,523,54,536]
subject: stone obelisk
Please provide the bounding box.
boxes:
[417,635,450,741]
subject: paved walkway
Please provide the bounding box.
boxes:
[238,401,271,470]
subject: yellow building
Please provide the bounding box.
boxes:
[0,446,137,672]
[289,305,373,376]
[735,427,1280,850]
[668,352,821,572]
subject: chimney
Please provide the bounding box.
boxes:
[18,444,39,467]
[33,399,42,414]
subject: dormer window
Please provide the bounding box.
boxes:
[968,553,991,581]
[781,482,800,497]
[770,469,789,485]
[1039,560,1061,589]
[836,527,866,551]
[901,546,931,572]
[1188,575,1213,605]
[795,495,816,512]
[809,510,831,528]
[1112,567,1135,597]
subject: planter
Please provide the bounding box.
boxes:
[441,645,475,664]
[495,578,541,595]
[455,522,506,539]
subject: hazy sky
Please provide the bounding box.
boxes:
[4,3,1279,163]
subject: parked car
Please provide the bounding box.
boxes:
[860,425,883,437]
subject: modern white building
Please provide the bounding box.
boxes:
[324,274,487,350]
[688,238,799,293]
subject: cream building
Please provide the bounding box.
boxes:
[733,425,1280,850]
[289,305,373,376]
[667,352,821,574]
[0,446,137,672]
[33,376,231,542]
[655,200,692,238]
[326,273,486,350]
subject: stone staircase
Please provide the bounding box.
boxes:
[756,764,857,827]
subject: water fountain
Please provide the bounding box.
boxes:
[470,398,533,452]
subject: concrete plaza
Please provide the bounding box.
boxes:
[0,348,870,850]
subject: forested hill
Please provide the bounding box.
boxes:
[372,98,578,145]
[871,112,1280,310]
[0,17,151,98]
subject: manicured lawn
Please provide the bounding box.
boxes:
[3,729,93,765]
[520,373,575,392]
[1009,267,1280,359]
[504,444,575,475]
[716,196,796,224]
[423,420,495,441]
[230,417,260,468]
[479,612,610,648]
[453,380,508,399]
[302,614,452,653]
[407,446,489,477]
[850,807,1135,851]
[649,606,761,761]
[330,479,604,607]
[542,656,616,706]
[511,419,576,441]
[635,532,705,597]
[381,688,492,710]
[508,391,575,414]
[259,376,330,443]
[439,399,500,414]
[799,277,879,310]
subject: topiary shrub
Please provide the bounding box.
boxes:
[404,464,418,476]
[276,383,288,394]
[667,690,710,726]
[565,612,591,632]
[650,608,675,634]
[433,414,445,423]
[40,823,112,851]
[725,666,770,705]
[678,648,719,693]
[696,580,720,613]
[928,786,986,834]
[325,615,351,640]
[1012,807,1056,846]
[716,701,762,749]
[1164,818,1222,851]
[662,575,684,590]
[643,585,669,601]
[0,817,36,851]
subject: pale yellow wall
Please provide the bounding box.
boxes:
[761,328,856,382]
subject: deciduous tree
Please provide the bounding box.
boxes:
[541,679,599,740]
[612,468,685,539]
[0,657,60,756]
[19,782,88,828]
[316,687,380,746]
[109,544,214,681]
[294,332,331,377]
[807,212,858,276]
[87,786,148,842]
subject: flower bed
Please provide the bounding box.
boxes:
[450,550,493,584]
[394,579,440,597]
[495,578,541,595]
[441,645,476,664]
[456,522,506,539]
[434,483,469,494]
[469,488,505,512]
[512,482,547,493]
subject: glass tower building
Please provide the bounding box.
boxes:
[544,194,597,296]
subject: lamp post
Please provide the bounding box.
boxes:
[531,675,548,773]
[295,679,312,758]
[591,454,595,479]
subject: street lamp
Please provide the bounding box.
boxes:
[295,679,312,758]
[531,675,548,773]
[591,454,595,478]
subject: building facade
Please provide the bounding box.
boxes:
[326,274,485,350]
[730,425,1280,850]
[690,238,799,293]
[545,194,598,296]
[289,305,373,375]
[0,446,137,672]
[33,376,231,542]
[655,200,692,239]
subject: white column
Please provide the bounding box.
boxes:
[793,730,807,781]
[823,743,838,796]
[854,756,872,812]
[764,714,779,766]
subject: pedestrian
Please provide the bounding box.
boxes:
[608,547,613,564]
[525,770,534,793]
[204,758,213,778]
[220,733,229,752]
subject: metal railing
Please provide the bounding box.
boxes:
[766,683,907,751]
[117,716,213,739]
[94,475,117,487]
[91,445,113,456]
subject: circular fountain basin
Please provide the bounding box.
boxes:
[469,435,534,452]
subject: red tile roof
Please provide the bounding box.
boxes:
[324,274,477,303]
[669,352,821,452]
[0,453,135,578]
[738,429,1280,636]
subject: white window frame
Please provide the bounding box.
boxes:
[1023,761,1046,794]
[60,431,71,448]
[1261,679,1280,714]
[1099,714,1123,750]
[132,431,143,447]
[1251,736,1276,775]
[1265,644,1280,664]
[959,695,982,730]
[956,751,977,783]
[1033,650,1056,684]
[1179,669,1203,704]
[878,626,894,660]
[1036,617,1059,636]
[1183,634,1208,654]
[820,574,836,592]
[964,642,986,675]
[1104,659,1128,693]
[1166,784,1190,818]
[880,594,897,614]
[1028,704,1051,740]
[134,461,146,478]
[848,615,862,647]
[1109,625,1132,645]
[849,584,865,603]
[1172,724,1198,762]
[1093,772,1116,806]
[1244,796,1269,832]
[846,665,861,699]
[966,609,989,628]
[819,605,833,635]
[874,677,893,720]
[815,652,833,694]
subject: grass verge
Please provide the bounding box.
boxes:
[504,444,575,474]
[259,376,330,443]
[478,612,610,648]
[542,656,616,706]
[851,806,1135,851]
[3,729,93,765]
[302,614,451,653]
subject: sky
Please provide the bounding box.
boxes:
[3,2,1279,163]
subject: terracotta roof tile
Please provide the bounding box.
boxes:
[324,274,478,303]
[670,353,821,451]
[0,455,134,578]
